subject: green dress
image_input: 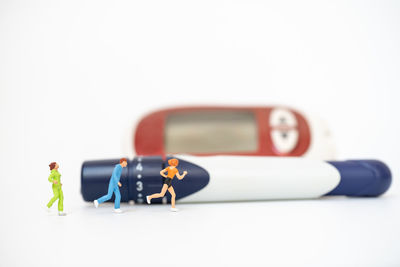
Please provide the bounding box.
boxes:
[46,169,64,211]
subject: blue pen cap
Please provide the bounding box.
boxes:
[326,160,392,197]
[81,156,166,203]
[81,158,131,202]
[81,156,210,203]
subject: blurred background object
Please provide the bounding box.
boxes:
[134,106,336,159]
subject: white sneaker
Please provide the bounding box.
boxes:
[58,211,66,216]
[170,207,179,212]
[94,200,99,208]
[146,196,151,204]
[46,207,51,213]
[114,208,123,213]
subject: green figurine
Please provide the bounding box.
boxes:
[46,162,66,216]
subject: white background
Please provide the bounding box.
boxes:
[1,0,399,266]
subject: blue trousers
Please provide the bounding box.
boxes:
[97,183,121,209]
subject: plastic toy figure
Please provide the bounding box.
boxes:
[146,158,188,212]
[46,162,66,216]
[94,158,128,213]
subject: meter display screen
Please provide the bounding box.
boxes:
[165,111,258,153]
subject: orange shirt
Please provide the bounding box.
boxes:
[164,167,178,178]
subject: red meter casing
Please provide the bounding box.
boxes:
[134,106,316,157]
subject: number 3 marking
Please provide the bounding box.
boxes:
[136,181,143,191]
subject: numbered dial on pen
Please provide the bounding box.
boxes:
[133,156,168,204]
[135,157,144,203]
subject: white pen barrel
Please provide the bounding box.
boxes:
[177,155,341,202]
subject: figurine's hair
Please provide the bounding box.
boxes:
[168,158,179,167]
[120,158,128,164]
[49,162,57,170]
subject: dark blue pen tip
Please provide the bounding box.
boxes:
[326,160,392,197]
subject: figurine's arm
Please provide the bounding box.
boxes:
[176,171,188,180]
[112,166,122,187]
[48,173,57,184]
[160,168,168,178]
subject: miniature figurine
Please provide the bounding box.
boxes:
[46,162,66,216]
[94,158,128,213]
[146,158,187,212]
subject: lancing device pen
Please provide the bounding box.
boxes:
[81,155,392,203]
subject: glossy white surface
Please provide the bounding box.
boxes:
[178,155,340,202]
[2,196,400,267]
[303,114,337,160]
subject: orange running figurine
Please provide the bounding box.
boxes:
[146,158,187,212]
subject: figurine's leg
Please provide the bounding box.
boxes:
[168,186,176,208]
[97,184,114,204]
[114,187,121,209]
[47,188,60,208]
[148,184,168,200]
[58,189,64,212]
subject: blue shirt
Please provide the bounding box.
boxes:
[110,164,123,187]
